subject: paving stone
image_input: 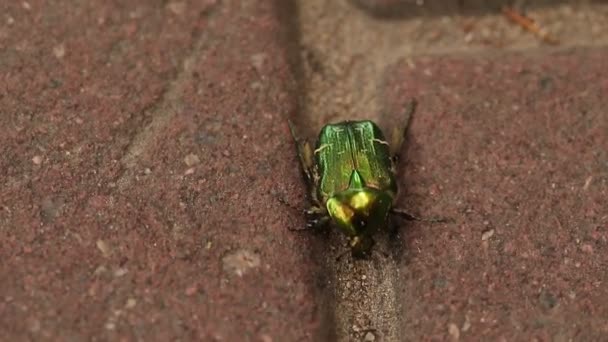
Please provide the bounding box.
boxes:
[382,48,608,340]
[0,1,318,340]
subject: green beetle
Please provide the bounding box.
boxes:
[289,100,443,258]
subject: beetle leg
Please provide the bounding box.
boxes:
[391,207,453,223]
[305,205,326,216]
[288,120,316,187]
[305,206,329,229]
[288,119,324,206]
[306,215,330,230]
[285,204,329,231]
[389,98,417,164]
[288,210,329,231]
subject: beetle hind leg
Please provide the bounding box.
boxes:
[286,120,329,231]
[288,120,316,187]
[286,206,329,231]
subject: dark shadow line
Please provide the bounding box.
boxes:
[273,1,338,341]
[349,0,601,20]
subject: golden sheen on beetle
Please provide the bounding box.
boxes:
[289,100,443,258]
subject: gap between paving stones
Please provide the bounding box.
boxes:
[292,1,608,341]
[117,5,220,190]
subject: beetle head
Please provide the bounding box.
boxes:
[326,186,392,257]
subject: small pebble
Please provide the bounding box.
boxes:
[114,268,128,277]
[96,239,112,258]
[125,298,137,309]
[93,265,107,275]
[32,155,43,165]
[184,153,200,166]
[448,323,460,340]
[464,32,474,43]
[53,44,65,59]
[185,285,197,296]
[364,331,376,341]
[481,229,494,241]
[260,334,273,342]
[167,1,186,15]
[461,316,471,332]
[583,176,593,190]
[222,249,260,277]
[250,53,267,72]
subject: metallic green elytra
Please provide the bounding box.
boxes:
[289,100,429,258]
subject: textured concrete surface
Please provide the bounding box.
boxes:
[384,49,608,341]
[1,1,318,341]
[1,0,607,341]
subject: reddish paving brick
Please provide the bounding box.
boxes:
[382,49,608,340]
[1,1,317,341]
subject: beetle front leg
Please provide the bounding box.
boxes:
[305,206,330,230]
[286,205,329,231]
[305,215,331,230]
[288,211,330,231]
[391,207,452,223]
